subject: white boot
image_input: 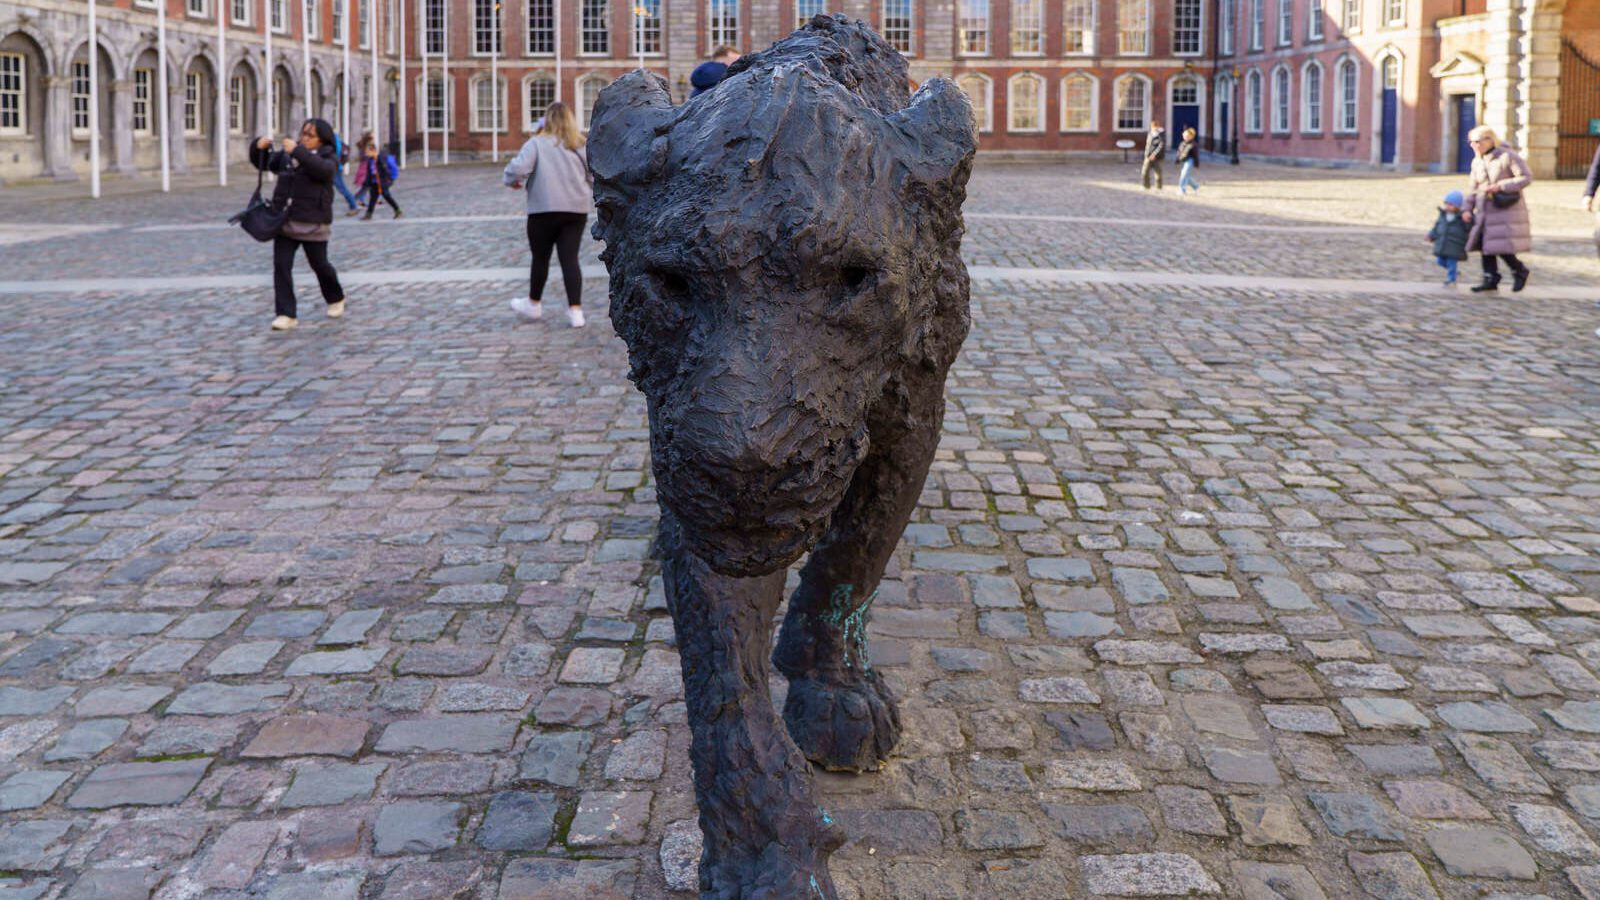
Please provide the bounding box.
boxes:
[567,306,586,328]
[510,296,542,321]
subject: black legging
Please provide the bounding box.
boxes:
[365,182,401,216]
[1481,253,1527,277]
[526,212,587,307]
[272,235,343,318]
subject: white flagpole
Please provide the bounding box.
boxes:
[89,0,100,198]
[341,0,350,161]
[265,0,274,136]
[301,0,312,125]
[399,0,407,167]
[635,4,642,70]
[553,0,561,103]
[441,0,448,164]
[491,0,498,161]
[369,0,377,142]
[158,0,170,191]
[217,0,227,185]
[421,0,429,166]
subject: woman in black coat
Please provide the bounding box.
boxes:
[248,118,346,331]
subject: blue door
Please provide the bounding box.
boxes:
[1454,95,1476,173]
[1380,57,1399,164]
[1218,100,1230,155]
[1172,105,1200,145]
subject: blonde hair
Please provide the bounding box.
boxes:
[539,101,585,151]
[1467,125,1498,150]
[1183,127,1197,140]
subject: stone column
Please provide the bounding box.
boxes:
[40,75,77,181]
[111,80,138,175]
[919,0,956,78]
[667,0,700,103]
[169,80,191,174]
[1481,0,1521,152]
[1518,0,1563,178]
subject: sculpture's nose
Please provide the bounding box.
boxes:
[670,347,806,475]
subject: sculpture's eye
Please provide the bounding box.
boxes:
[829,266,877,313]
[842,267,872,291]
[649,267,692,301]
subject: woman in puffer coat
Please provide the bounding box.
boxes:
[248,117,346,330]
[1462,126,1533,293]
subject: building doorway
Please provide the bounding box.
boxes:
[1170,75,1201,144]
[1453,94,1476,173]
[1380,56,1398,165]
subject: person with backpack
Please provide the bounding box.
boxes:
[1176,127,1200,196]
[331,131,361,215]
[359,139,403,221]
[248,118,346,331]
[503,101,593,328]
[690,46,740,98]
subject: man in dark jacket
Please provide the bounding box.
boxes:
[248,117,345,331]
[1142,122,1166,190]
[690,46,740,98]
[1583,144,1600,337]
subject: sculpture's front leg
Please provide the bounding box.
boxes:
[661,514,845,899]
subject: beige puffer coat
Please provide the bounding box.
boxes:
[1464,146,1533,256]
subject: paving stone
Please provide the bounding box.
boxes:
[284,647,387,676]
[388,759,496,796]
[136,720,239,757]
[1027,557,1094,582]
[243,610,327,639]
[1182,694,1257,740]
[0,686,74,716]
[1548,702,1600,734]
[374,801,464,856]
[1384,779,1492,819]
[1351,743,1442,776]
[1262,704,1343,735]
[1045,710,1116,751]
[1346,851,1440,900]
[1093,640,1201,664]
[0,770,71,812]
[194,820,279,890]
[1203,747,1283,785]
[56,612,172,636]
[376,715,518,754]
[1043,758,1142,791]
[1155,785,1228,836]
[518,730,592,787]
[67,758,210,808]
[439,682,531,712]
[1308,791,1405,840]
[317,608,385,645]
[499,858,639,900]
[1342,697,1430,730]
[279,762,386,808]
[1042,802,1154,846]
[165,682,290,715]
[955,809,1045,850]
[982,858,1069,896]
[477,790,559,850]
[1244,659,1323,699]
[1231,862,1328,900]
[1425,827,1538,879]
[1228,794,1313,847]
[243,715,369,758]
[258,871,364,900]
[1043,610,1122,637]
[567,791,653,846]
[1018,676,1100,704]
[1535,741,1600,772]
[1510,803,1600,859]
[1451,733,1551,794]
[1436,701,1540,734]
[1080,853,1220,896]
[205,640,283,676]
[43,718,128,762]
[394,646,494,676]
[836,809,945,855]
[558,647,626,684]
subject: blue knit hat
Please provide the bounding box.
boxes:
[1444,190,1464,207]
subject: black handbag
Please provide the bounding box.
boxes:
[229,165,291,242]
[1490,190,1522,209]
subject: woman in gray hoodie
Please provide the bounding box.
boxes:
[503,101,594,327]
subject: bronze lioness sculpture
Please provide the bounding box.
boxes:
[588,16,976,897]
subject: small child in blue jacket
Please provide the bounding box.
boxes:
[1429,190,1469,287]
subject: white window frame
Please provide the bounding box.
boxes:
[1060,72,1097,132]
[633,0,663,56]
[132,67,153,135]
[422,0,443,53]
[1011,0,1044,56]
[1219,0,1234,54]
[469,75,506,132]
[882,0,914,55]
[1117,0,1150,55]
[1173,0,1203,56]
[272,0,289,33]
[472,0,502,55]
[526,0,554,54]
[231,0,252,25]
[417,74,453,130]
[582,0,611,56]
[1343,0,1360,32]
[1271,64,1291,133]
[1063,0,1095,55]
[1335,56,1358,132]
[1301,60,1322,132]
[1112,72,1150,131]
[707,0,738,50]
[134,0,157,8]
[184,71,202,135]
[1245,68,1262,132]
[578,73,607,130]
[188,0,210,16]
[71,60,91,136]
[957,73,992,132]
[1250,0,1263,49]
[1276,0,1291,45]
[958,0,989,56]
[386,0,397,51]
[1384,0,1402,25]
[359,0,371,48]
[1006,72,1043,132]
[229,73,247,134]
[332,0,345,45]
[306,0,321,40]
[523,73,555,130]
[1308,0,1324,39]
[796,0,826,19]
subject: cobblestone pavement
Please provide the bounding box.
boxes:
[2,160,1600,899]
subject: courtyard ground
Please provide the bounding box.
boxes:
[1,158,1600,899]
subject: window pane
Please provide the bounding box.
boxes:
[580,77,607,129]
[133,68,151,133]
[1343,0,1359,30]
[527,76,554,127]
[1219,0,1233,53]
[1305,66,1321,130]
[72,61,90,132]
[1173,0,1201,54]
[882,0,912,53]
[709,0,738,49]
[1117,0,1148,54]
[959,0,988,54]
[634,0,662,55]
[1063,76,1093,130]
[425,0,444,54]
[958,76,988,130]
[1250,0,1262,48]
[1115,77,1146,129]
[475,0,502,53]
[1012,0,1042,54]
[1172,77,1197,105]
[1308,0,1323,37]
[1339,61,1357,129]
[1009,76,1039,130]
[797,0,826,18]
[1064,0,1093,53]
[527,0,554,53]
[1277,0,1291,43]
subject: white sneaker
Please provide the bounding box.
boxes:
[568,307,586,328]
[271,315,298,331]
[509,296,542,321]
[326,300,345,319]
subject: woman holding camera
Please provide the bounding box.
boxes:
[248,118,346,330]
[1461,126,1534,294]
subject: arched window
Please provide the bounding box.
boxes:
[1245,69,1262,133]
[470,75,506,132]
[229,73,246,134]
[1171,75,1198,106]
[417,73,452,131]
[1335,57,1357,132]
[523,74,555,131]
[1301,61,1322,132]
[1113,74,1150,131]
[1061,73,1097,132]
[1007,73,1043,132]
[956,73,992,132]
[1271,64,1290,133]
[578,74,608,130]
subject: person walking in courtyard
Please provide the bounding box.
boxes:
[249,118,346,332]
[1176,128,1200,195]
[1142,121,1167,190]
[331,130,361,216]
[359,137,403,221]
[691,46,740,97]
[1461,126,1533,293]
[1428,190,1469,287]
[503,102,593,328]
[1582,143,1600,337]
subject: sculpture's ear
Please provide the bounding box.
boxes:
[588,70,676,189]
[886,77,978,190]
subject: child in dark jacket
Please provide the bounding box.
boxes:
[360,140,403,220]
[1429,190,1469,287]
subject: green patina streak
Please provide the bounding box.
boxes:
[825,584,877,671]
